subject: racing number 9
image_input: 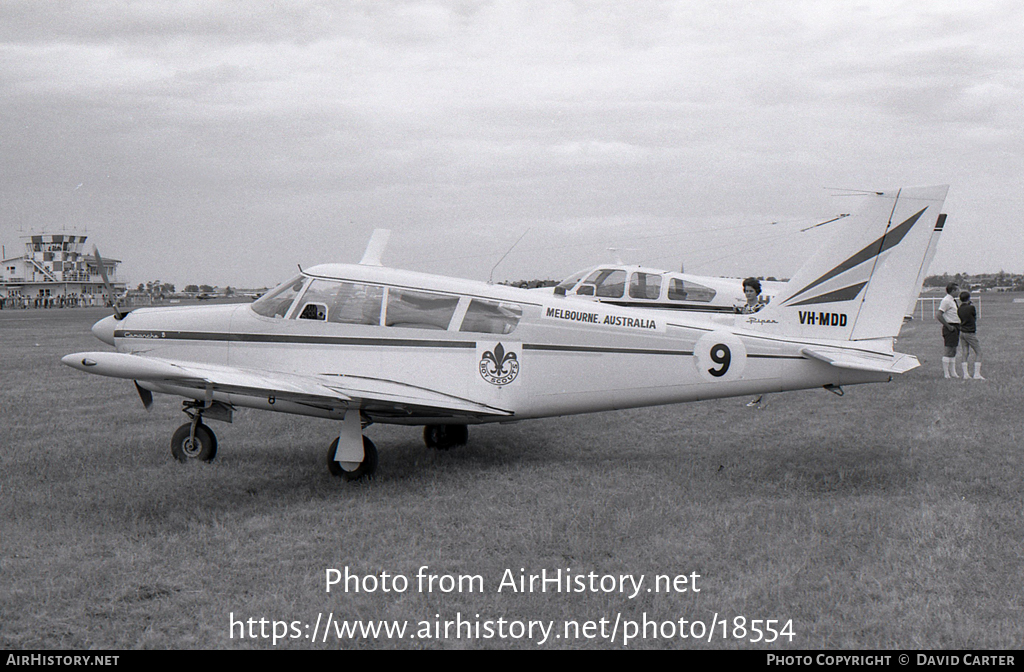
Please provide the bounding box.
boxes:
[708,344,731,377]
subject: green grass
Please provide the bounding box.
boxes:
[1,298,1021,649]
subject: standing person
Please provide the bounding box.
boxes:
[957,291,984,380]
[936,282,961,378]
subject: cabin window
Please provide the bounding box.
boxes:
[385,289,460,330]
[667,278,717,303]
[582,269,626,298]
[251,275,307,318]
[459,299,523,335]
[294,279,384,325]
[629,272,662,300]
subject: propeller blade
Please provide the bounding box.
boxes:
[134,381,154,410]
[92,245,127,320]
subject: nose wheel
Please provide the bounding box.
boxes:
[171,421,217,462]
[171,400,221,462]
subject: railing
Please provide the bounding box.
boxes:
[25,258,57,282]
[913,295,981,321]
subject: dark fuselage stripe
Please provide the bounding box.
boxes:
[524,344,692,356]
[115,330,476,348]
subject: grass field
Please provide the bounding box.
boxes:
[1,296,1021,649]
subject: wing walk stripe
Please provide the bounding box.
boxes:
[784,207,927,305]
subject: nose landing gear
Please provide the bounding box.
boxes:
[170,399,232,462]
[171,421,217,462]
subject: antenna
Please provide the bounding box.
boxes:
[488,229,530,284]
[800,213,850,232]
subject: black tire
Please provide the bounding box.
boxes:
[326,435,378,481]
[423,424,468,450]
[171,422,217,462]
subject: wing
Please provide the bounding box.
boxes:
[61,351,512,418]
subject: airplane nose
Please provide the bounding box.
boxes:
[92,315,117,346]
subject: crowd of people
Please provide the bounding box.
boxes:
[0,292,106,310]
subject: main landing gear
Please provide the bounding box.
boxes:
[326,410,378,481]
[326,435,378,481]
[423,424,469,450]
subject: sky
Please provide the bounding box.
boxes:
[2,0,1022,289]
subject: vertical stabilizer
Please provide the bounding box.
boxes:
[742,186,949,342]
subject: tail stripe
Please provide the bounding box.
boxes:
[789,281,867,306]
[782,207,927,306]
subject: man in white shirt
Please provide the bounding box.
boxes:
[936,282,961,378]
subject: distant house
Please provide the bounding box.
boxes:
[1,233,125,303]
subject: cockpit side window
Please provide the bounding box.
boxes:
[583,269,626,298]
[629,272,662,300]
[293,279,384,325]
[459,299,522,335]
[555,271,588,296]
[251,275,307,318]
[385,289,460,330]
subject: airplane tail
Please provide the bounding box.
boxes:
[742,185,949,343]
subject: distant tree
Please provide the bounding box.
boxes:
[223,286,234,296]
[199,284,214,293]
[184,285,199,294]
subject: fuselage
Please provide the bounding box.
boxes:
[98,262,890,425]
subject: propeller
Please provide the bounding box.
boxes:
[134,381,154,410]
[92,245,128,320]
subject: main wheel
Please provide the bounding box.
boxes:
[171,422,217,462]
[327,436,378,481]
[423,424,469,450]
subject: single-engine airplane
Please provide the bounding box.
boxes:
[63,185,948,482]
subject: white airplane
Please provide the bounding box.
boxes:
[63,185,948,482]
[549,263,788,313]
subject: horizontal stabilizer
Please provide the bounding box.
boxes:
[801,347,920,374]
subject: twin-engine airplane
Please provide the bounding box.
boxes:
[63,186,948,482]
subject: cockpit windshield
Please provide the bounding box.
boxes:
[251,275,307,318]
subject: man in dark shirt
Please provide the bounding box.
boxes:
[957,291,984,380]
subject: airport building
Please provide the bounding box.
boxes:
[0,233,125,306]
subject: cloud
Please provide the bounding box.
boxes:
[1,1,1022,285]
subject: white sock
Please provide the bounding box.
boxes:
[974,362,984,379]
[962,362,970,378]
